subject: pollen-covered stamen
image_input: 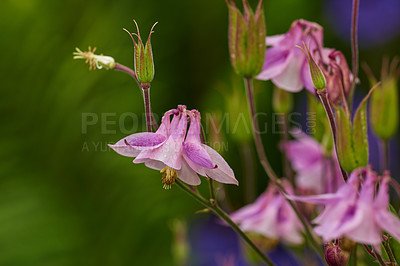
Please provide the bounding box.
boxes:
[73,46,98,70]
[160,166,178,190]
[73,46,115,70]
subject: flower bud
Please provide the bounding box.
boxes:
[319,50,351,105]
[324,242,350,266]
[367,57,399,140]
[297,42,326,90]
[273,86,293,114]
[335,84,378,172]
[73,46,115,70]
[125,20,157,84]
[226,0,266,77]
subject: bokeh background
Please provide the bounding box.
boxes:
[1,0,400,265]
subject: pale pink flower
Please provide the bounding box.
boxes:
[289,167,400,251]
[281,130,344,194]
[230,181,304,245]
[109,105,238,188]
[256,19,323,92]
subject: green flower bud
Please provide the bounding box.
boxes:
[226,0,266,77]
[366,58,399,140]
[335,85,378,172]
[297,41,326,90]
[125,20,157,84]
[273,86,293,114]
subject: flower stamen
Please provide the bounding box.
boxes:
[160,166,178,189]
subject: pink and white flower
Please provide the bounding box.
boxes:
[109,105,238,188]
[256,19,323,92]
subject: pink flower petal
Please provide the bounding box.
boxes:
[127,132,167,150]
[272,51,305,92]
[183,142,215,169]
[177,160,201,186]
[256,47,290,80]
[202,144,238,185]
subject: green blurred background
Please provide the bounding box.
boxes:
[1,0,399,265]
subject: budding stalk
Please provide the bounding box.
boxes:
[226,0,266,77]
[124,20,157,84]
[296,41,326,90]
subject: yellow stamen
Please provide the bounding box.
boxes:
[160,166,178,189]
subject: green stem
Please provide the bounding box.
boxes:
[175,179,275,266]
[383,239,398,266]
[244,77,325,259]
[208,178,216,206]
[279,113,294,186]
[381,139,389,172]
[351,244,357,266]
[317,89,349,182]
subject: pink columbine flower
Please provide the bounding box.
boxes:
[281,129,344,194]
[256,19,323,92]
[230,181,304,245]
[289,167,400,251]
[109,105,238,189]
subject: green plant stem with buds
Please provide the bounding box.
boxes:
[244,77,325,260]
[175,179,275,266]
[317,89,349,181]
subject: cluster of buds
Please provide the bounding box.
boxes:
[226,0,266,77]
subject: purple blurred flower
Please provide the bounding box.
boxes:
[230,181,304,245]
[256,19,323,92]
[109,105,238,188]
[281,130,344,194]
[290,167,400,251]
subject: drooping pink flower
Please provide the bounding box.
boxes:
[230,181,304,245]
[289,167,400,251]
[109,105,238,188]
[256,19,323,92]
[281,129,344,194]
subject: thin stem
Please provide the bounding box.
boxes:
[175,179,275,266]
[208,178,216,206]
[317,89,349,182]
[244,77,325,259]
[383,240,398,266]
[349,0,360,108]
[381,139,389,172]
[114,63,139,83]
[279,113,294,186]
[142,87,153,132]
[244,77,279,183]
[363,244,391,265]
[240,144,256,203]
[351,244,357,266]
